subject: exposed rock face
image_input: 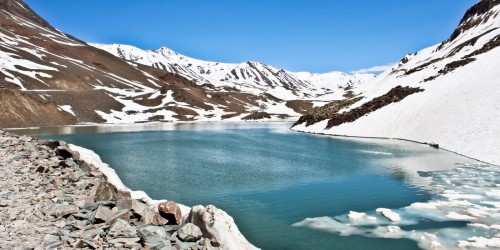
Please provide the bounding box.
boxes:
[325,86,424,129]
[242,112,272,120]
[448,0,500,42]
[158,201,183,225]
[293,97,363,127]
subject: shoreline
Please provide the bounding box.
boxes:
[0,129,258,250]
[289,127,500,168]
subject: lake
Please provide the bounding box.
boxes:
[14,122,487,250]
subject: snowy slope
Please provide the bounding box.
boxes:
[293,1,500,166]
[91,43,374,101]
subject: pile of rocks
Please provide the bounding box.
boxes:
[0,130,220,250]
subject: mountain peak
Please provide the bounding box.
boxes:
[448,0,500,42]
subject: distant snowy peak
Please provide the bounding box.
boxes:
[91,43,374,100]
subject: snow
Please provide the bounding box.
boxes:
[58,105,76,116]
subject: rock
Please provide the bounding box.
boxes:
[139,226,167,238]
[82,239,99,249]
[84,201,116,211]
[91,206,114,223]
[158,201,182,225]
[45,240,64,249]
[117,197,132,210]
[141,207,168,226]
[131,199,148,218]
[177,223,203,242]
[84,228,105,239]
[186,205,257,249]
[55,146,74,159]
[210,238,221,247]
[105,209,132,225]
[43,234,60,243]
[108,219,137,238]
[45,140,62,150]
[77,160,93,173]
[94,181,118,202]
[107,237,140,245]
[70,169,85,182]
[143,235,171,250]
[35,165,46,173]
[46,204,79,218]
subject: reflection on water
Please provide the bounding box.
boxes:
[11,122,482,250]
[9,121,294,136]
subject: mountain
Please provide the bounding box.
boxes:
[91,43,374,101]
[292,0,500,165]
[0,0,372,128]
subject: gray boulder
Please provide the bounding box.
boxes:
[108,219,137,238]
[177,223,202,242]
[91,206,114,223]
[143,235,171,250]
[139,225,167,238]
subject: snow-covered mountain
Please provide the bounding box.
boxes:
[293,0,500,166]
[0,0,376,128]
[91,43,374,101]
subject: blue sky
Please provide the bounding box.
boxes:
[25,0,477,73]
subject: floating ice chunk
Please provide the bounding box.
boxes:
[347,211,377,222]
[441,193,483,200]
[372,226,402,238]
[458,236,500,248]
[376,208,401,222]
[446,211,476,221]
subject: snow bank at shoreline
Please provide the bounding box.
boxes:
[291,46,500,167]
[68,144,259,250]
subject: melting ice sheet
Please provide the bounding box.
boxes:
[292,163,500,249]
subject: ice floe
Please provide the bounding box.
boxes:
[293,163,500,249]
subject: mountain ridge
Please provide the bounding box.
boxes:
[91,43,375,101]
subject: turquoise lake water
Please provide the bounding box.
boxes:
[19,122,479,250]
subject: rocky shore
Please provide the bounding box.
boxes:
[0,130,257,250]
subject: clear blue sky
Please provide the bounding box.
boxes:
[25,0,477,73]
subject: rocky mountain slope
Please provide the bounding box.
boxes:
[293,0,500,165]
[91,43,374,101]
[0,0,372,128]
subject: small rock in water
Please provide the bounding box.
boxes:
[177,223,203,242]
[158,201,182,225]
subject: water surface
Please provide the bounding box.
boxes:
[16,122,479,250]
